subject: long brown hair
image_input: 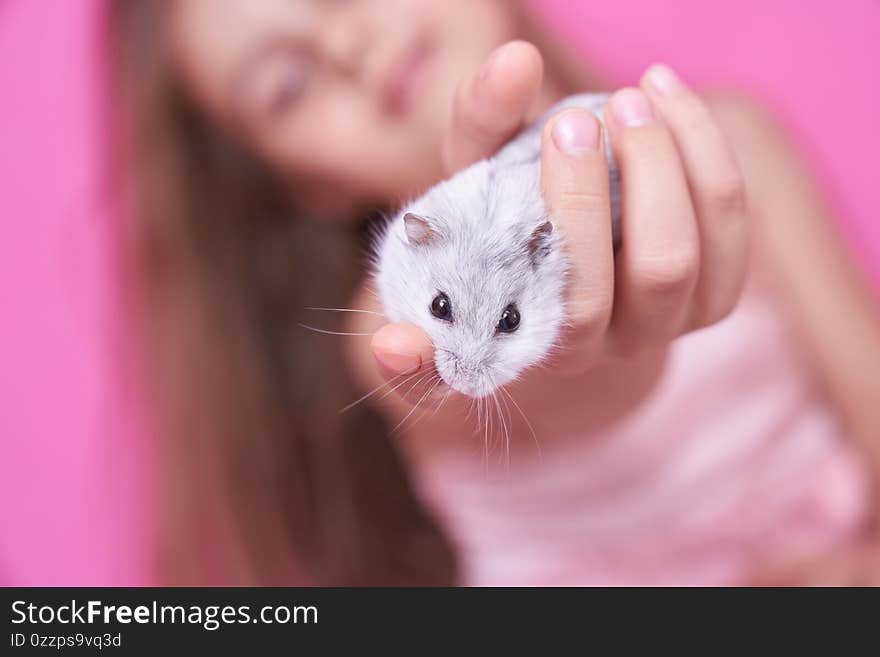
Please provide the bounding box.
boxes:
[108,0,457,585]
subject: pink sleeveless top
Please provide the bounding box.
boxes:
[409,274,872,586]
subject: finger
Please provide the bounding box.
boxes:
[540,108,614,371]
[441,40,543,175]
[641,64,749,329]
[370,323,452,408]
[604,88,700,355]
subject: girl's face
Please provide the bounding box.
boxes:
[169,0,518,217]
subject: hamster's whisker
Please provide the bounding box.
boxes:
[477,397,489,477]
[375,361,437,404]
[498,386,515,469]
[341,361,438,414]
[470,397,483,466]
[338,369,410,414]
[484,374,509,471]
[398,376,444,436]
[492,387,511,472]
[297,323,375,337]
[364,284,380,300]
[304,306,386,317]
[464,397,476,424]
[387,375,435,437]
[428,382,454,420]
[400,369,437,402]
[489,391,501,466]
[486,393,495,456]
[502,393,511,471]
[389,375,442,437]
[482,397,490,474]
[501,385,542,462]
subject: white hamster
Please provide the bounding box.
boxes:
[372,94,621,398]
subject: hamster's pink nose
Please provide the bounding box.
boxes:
[371,323,434,375]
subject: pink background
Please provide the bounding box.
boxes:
[1,0,878,585]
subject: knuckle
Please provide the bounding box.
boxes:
[453,86,496,139]
[675,93,715,132]
[463,106,503,138]
[665,95,748,217]
[632,248,700,296]
[690,295,738,330]
[610,330,670,361]
[556,188,608,213]
[566,296,613,339]
[690,274,747,329]
[704,171,746,214]
[454,107,496,145]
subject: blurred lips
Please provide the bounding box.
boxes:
[381,33,435,118]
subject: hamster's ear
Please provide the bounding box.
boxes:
[528,221,553,263]
[403,212,440,246]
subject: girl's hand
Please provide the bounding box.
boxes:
[369,43,749,423]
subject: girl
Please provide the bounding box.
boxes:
[111,0,880,585]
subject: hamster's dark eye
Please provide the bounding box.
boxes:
[431,293,452,321]
[497,304,520,333]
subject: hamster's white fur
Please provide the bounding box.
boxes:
[372,94,621,398]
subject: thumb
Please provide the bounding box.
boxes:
[371,323,454,409]
[371,323,432,375]
[441,40,544,175]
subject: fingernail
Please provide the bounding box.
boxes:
[552,110,600,153]
[646,64,684,96]
[375,350,422,375]
[610,88,654,127]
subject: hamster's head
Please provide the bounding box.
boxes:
[374,162,569,398]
